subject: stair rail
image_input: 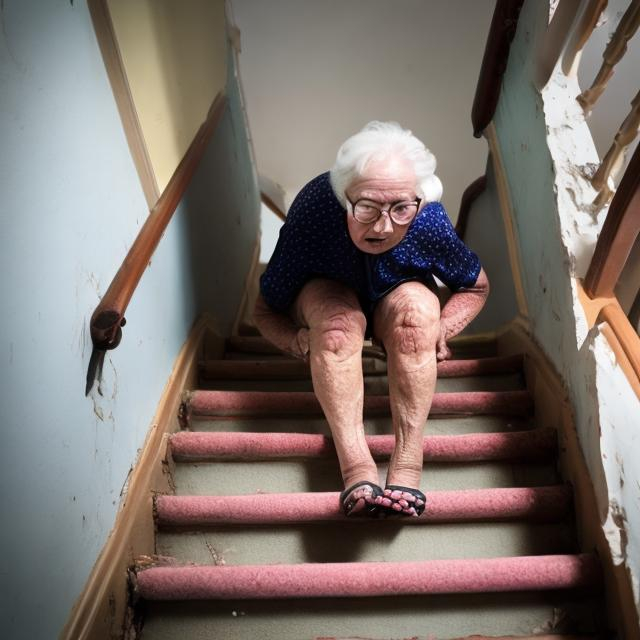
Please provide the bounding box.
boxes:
[85,94,227,395]
[471,0,525,138]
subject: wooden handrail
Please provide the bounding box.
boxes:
[87,93,226,388]
[471,0,525,138]
[577,0,640,113]
[584,142,640,298]
[261,191,287,222]
[455,175,487,240]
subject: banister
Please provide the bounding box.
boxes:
[584,142,640,298]
[561,0,608,77]
[455,175,487,240]
[577,0,640,113]
[261,191,287,222]
[86,93,227,394]
[471,0,525,138]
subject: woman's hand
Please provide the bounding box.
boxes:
[290,327,310,361]
[436,322,452,361]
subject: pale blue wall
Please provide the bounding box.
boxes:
[0,2,259,638]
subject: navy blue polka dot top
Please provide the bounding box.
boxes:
[260,172,481,315]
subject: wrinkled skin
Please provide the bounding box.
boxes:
[253,156,490,504]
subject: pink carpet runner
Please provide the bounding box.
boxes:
[134,553,600,600]
[186,390,533,417]
[155,486,571,526]
[170,428,555,461]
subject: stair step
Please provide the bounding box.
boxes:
[185,390,534,418]
[190,415,532,435]
[170,428,556,462]
[134,553,600,601]
[224,335,499,359]
[139,594,600,640]
[155,485,572,527]
[157,520,576,566]
[199,354,524,380]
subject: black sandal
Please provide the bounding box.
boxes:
[376,485,426,517]
[339,480,383,517]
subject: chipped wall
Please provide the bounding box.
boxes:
[0,2,259,637]
[488,0,640,615]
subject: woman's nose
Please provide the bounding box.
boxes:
[373,211,393,233]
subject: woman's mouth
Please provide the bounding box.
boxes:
[365,237,385,243]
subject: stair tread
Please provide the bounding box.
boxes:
[134,554,601,601]
[169,428,556,462]
[155,485,572,526]
[186,389,534,418]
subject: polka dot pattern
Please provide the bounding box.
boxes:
[260,172,481,314]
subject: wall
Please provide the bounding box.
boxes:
[0,2,259,638]
[230,0,494,221]
[107,0,227,193]
[489,0,640,615]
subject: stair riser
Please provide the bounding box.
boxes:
[200,355,524,380]
[134,554,600,600]
[155,486,572,527]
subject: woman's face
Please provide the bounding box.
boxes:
[345,156,418,254]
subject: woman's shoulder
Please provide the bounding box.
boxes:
[287,172,342,220]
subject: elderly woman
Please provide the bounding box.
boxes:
[254,121,489,518]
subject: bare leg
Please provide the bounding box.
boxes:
[373,282,441,513]
[293,280,379,498]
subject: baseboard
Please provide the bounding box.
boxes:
[496,319,640,640]
[60,313,218,640]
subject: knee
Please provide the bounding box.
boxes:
[387,296,440,355]
[314,307,366,360]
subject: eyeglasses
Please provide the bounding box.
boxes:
[347,197,421,225]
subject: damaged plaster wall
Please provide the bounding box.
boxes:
[490,0,640,612]
[0,2,259,638]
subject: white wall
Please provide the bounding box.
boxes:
[231,0,494,248]
[489,0,640,614]
[0,2,259,637]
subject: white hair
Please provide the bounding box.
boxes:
[329,121,443,207]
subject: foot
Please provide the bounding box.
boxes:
[375,485,426,517]
[340,480,383,517]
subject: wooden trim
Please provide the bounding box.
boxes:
[89,92,227,351]
[261,191,287,222]
[495,319,640,640]
[584,143,640,298]
[485,122,529,318]
[61,314,217,640]
[455,174,487,239]
[88,0,160,207]
[471,0,525,138]
[599,301,640,398]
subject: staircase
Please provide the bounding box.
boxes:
[133,331,609,639]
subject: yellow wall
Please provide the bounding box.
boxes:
[107,0,226,193]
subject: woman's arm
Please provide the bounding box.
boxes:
[436,267,490,360]
[253,293,310,360]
